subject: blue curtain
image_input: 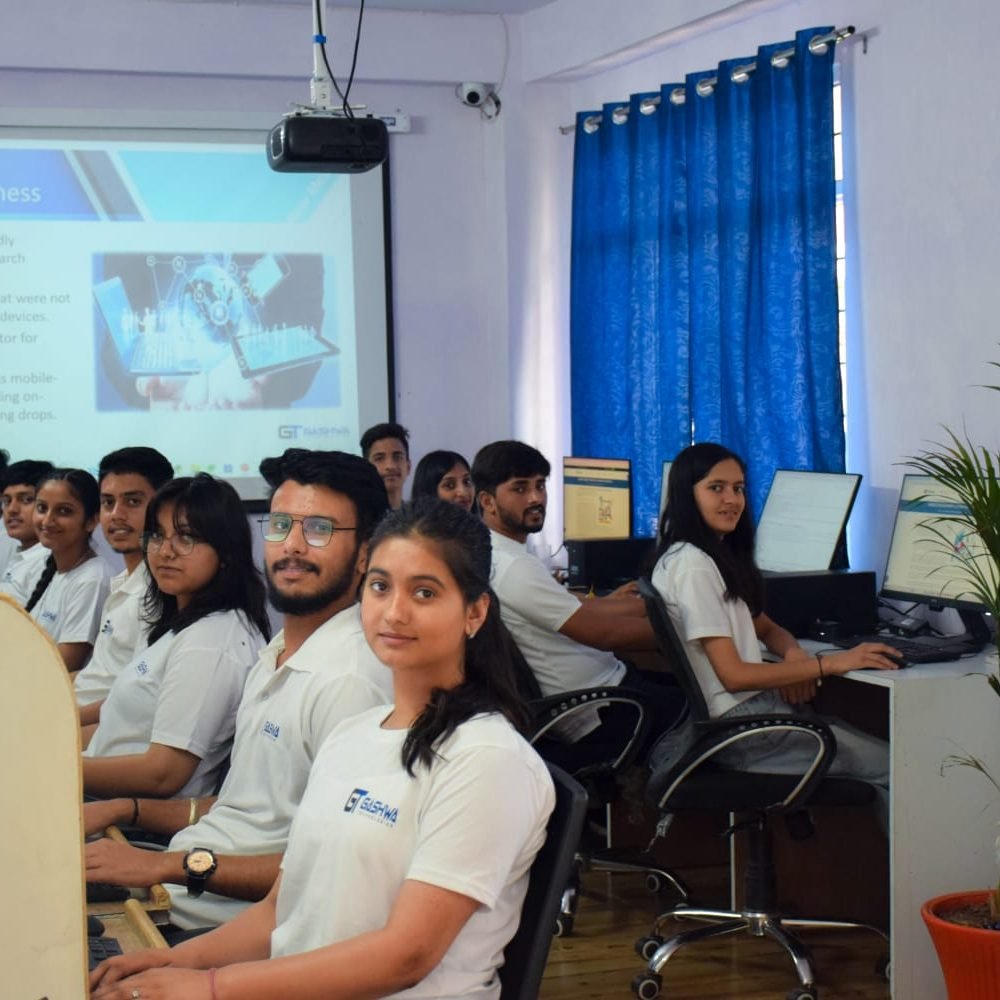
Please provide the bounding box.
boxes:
[570,27,844,533]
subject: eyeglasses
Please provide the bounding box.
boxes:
[259,513,357,548]
[142,530,203,556]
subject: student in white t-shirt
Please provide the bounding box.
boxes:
[650,442,900,828]
[76,447,174,731]
[25,468,111,672]
[0,458,55,601]
[83,473,271,800]
[91,499,555,1000]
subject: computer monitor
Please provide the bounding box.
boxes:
[754,470,861,573]
[882,474,991,612]
[657,460,673,535]
[562,457,632,542]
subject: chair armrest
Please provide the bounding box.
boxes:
[529,685,650,772]
[649,713,837,813]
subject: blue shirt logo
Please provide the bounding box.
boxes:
[262,720,280,741]
[343,787,398,826]
[135,659,149,676]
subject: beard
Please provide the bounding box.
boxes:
[266,552,359,615]
[499,504,545,535]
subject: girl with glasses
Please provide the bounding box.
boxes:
[25,468,112,673]
[91,499,554,1000]
[82,474,270,800]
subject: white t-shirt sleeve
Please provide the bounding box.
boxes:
[496,552,581,632]
[301,673,391,761]
[406,744,553,909]
[149,623,253,758]
[666,555,739,642]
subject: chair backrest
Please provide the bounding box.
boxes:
[637,576,711,723]
[499,763,588,1000]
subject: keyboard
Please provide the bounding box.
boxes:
[830,633,964,664]
[88,935,123,970]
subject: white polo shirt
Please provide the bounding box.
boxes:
[74,563,151,707]
[0,541,48,603]
[29,555,111,647]
[271,710,555,1000]
[167,604,393,929]
[84,609,265,797]
[489,530,626,739]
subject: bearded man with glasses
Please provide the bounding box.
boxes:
[82,450,392,940]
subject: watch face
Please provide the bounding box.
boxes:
[186,849,215,875]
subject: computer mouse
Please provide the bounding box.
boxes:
[886,652,911,669]
[87,913,105,937]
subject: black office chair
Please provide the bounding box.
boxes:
[499,763,588,999]
[509,642,689,935]
[632,577,886,1000]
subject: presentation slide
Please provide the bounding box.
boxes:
[0,132,391,500]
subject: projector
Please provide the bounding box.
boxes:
[267,114,388,173]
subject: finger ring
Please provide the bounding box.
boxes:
[132,990,142,1000]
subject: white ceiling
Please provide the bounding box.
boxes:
[189,0,555,13]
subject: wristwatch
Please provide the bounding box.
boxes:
[183,847,218,897]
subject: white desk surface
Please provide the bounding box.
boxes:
[804,643,1000,1000]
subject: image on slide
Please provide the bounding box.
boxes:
[92,252,340,411]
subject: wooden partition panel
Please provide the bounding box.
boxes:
[0,595,87,996]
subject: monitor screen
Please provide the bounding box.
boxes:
[563,457,632,541]
[881,475,990,612]
[657,460,673,536]
[755,470,861,573]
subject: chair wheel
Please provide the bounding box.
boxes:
[632,972,663,999]
[786,989,818,1000]
[553,914,574,937]
[634,935,665,961]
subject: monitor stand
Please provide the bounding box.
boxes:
[919,607,992,655]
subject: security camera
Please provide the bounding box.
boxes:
[457,82,492,108]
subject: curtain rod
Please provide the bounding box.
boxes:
[559,25,855,136]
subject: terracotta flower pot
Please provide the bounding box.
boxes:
[922,890,1000,1000]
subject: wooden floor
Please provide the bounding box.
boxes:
[539,867,891,1000]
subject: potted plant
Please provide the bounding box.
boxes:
[906,378,1000,998]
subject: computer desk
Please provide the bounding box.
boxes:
[802,642,1000,1000]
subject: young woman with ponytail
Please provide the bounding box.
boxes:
[26,468,111,672]
[91,498,555,1000]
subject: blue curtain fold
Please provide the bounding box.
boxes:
[570,27,843,531]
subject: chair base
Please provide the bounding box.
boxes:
[558,850,690,936]
[635,902,887,995]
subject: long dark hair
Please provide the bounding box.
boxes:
[366,497,531,776]
[143,474,271,644]
[654,443,764,614]
[25,468,100,613]
[411,450,470,502]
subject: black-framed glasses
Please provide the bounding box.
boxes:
[142,530,202,556]
[259,513,357,548]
